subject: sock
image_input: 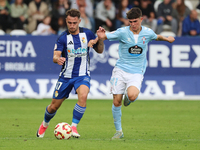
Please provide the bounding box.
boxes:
[71,122,77,127]
[112,104,122,131]
[72,103,86,125]
[44,106,57,124]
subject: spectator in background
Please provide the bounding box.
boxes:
[57,16,67,35]
[26,0,49,33]
[79,5,92,30]
[197,0,200,10]
[182,9,200,36]
[157,0,178,35]
[95,0,116,31]
[70,0,95,32]
[171,0,190,36]
[131,0,139,7]
[51,0,70,33]
[138,0,157,32]
[10,0,28,30]
[115,0,130,29]
[0,0,12,32]
[36,15,56,35]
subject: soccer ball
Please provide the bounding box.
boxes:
[54,122,72,140]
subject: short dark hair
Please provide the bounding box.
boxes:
[126,7,142,19]
[66,9,81,18]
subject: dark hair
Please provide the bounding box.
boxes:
[66,9,81,18]
[126,7,142,19]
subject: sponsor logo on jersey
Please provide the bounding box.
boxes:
[128,45,143,56]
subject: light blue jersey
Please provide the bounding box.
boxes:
[106,26,157,75]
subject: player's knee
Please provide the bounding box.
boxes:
[78,93,88,106]
[128,93,138,102]
[113,101,121,107]
[79,93,88,101]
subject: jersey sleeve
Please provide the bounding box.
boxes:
[54,35,65,52]
[150,29,157,40]
[106,28,121,41]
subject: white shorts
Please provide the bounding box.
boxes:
[110,67,144,94]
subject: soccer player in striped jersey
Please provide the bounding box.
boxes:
[96,7,175,139]
[36,9,104,138]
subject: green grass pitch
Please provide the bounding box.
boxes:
[0,99,200,150]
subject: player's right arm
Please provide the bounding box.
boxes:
[96,26,107,41]
[53,50,66,66]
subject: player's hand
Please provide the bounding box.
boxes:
[167,36,175,43]
[96,26,106,40]
[57,57,66,65]
[88,39,97,48]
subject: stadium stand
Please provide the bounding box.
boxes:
[10,29,27,35]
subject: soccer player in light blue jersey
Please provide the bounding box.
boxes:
[36,9,104,138]
[96,7,175,139]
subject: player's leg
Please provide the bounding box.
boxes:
[37,98,65,138]
[71,76,90,138]
[124,86,140,106]
[110,67,125,139]
[123,74,143,106]
[112,94,124,139]
[37,78,73,138]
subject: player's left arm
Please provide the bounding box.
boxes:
[156,35,175,43]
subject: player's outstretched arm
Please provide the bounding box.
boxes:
[156,35,175,43]
[88,26,107,54]
[53,50,66,65]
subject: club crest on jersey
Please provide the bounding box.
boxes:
[128,45,143,56]
[142,37,146,44]
[82,37,86,43]
[55,91,58,97]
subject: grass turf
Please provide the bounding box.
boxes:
[0,99,200,150]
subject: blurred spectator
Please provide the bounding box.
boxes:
[57,16,67,35]
[197,0,200,10]
[70,0,95,32]
[10,0,28,30]
[115,0,130,29]
[23,0,32,6]
[157,0,178,35]
[132,0,139,7]
[36,15,56,35]
[26,0,49,33]
[172,0,190,36]
[0,0,12,32]
[138,0,157,32]
[51,0,70,32]
[79,5,92,30]
[95,0,116,31]
[70,0,93,18]
[182,10,200,36]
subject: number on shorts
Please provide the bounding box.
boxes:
[55,82,62,90]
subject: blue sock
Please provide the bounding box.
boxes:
[44,106,56,123]
[72,103,86,124]
[112,104,122,131]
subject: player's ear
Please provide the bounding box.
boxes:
[79,18,81,24]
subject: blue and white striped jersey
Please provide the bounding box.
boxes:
[54,27,96,78]
[106,26,157,75]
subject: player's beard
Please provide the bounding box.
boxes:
[69,27,78,34]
